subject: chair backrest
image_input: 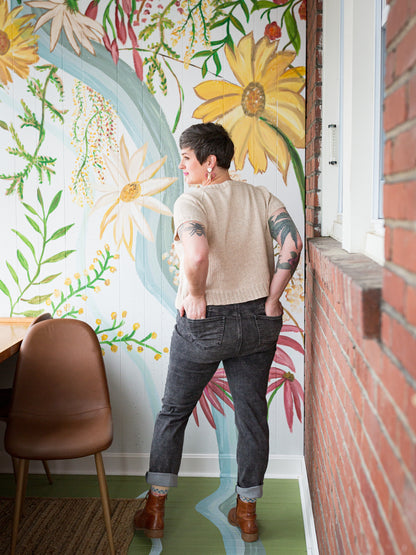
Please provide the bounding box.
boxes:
[30,312,53,326]
[5,319,112,458]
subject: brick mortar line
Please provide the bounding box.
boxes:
[384,167,416,183]
[385,218,416,232]
[310,282,416,542]
[384,61,416,97]
[309,316,386,553]
[386,13,416,53]
[385,115,416,140]
[384,260,416,288]
[382,298,416,342]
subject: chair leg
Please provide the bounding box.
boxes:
[95,452,115,555]
[11,458,29,555]
[42,460,53,484]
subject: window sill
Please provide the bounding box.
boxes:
[307,237,383,339]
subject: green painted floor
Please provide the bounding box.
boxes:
[0,474,307,554]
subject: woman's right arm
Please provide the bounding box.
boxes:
[265,207,303,317]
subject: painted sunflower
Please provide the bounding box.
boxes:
[92,136,176,260]
[193,32,305,181]
[0,0,39,85]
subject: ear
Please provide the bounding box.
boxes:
[206,155,217,169]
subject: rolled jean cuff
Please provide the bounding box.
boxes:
[236,484,263,499]
[146,471,178,488]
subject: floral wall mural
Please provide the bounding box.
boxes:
[0,0,305,549]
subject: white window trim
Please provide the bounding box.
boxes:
[321,0,387,265]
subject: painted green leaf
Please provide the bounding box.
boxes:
[252,0,280,10]
[210,18,227,30]
[192,50,214,59]
[48,190,62,215]
[43,250,75,264]
[37,188,44,208]
[11,229,36,259]
[25,215,41,234]
[48,223,74,241]
[22,202,39,217]
[240,1,250,21]
[0,121,8,130]
[21,309,45,318]
[21,293,52,305]
[283,8,300,53]
[229,14,245,34]
[213,51,222,75]
[6,261,19,286]
[37,273,61,284]
[16,249,29,271]
[0,279,10,297]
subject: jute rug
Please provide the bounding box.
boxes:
[0,497,139,554]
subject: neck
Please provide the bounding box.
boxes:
[203,168,230,187]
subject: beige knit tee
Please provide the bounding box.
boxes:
[173,179,284,309]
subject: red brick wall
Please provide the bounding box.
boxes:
[304,0,416,553]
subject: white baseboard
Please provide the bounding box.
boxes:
[299,458,320,554]
[0,451,305,477]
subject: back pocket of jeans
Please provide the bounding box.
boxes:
[184,316,225,349]
[255,315,283,348]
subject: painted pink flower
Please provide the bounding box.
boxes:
[193,369,234,429]
[267,367,304,432]
[268,323,305,431]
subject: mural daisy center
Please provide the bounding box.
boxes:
[0,30,11,56]
[284,371,295,382]
[241,81,265,117]
[120,182,142,202]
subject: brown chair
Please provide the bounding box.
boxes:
[5,318,114,555]
[0,313,53,483]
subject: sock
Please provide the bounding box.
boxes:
[239,495,256,503]
[151,485,169,496]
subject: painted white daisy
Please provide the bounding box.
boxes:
[25,0,104,56]
[93,136,176,260]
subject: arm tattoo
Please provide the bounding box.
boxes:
[276,251,300,277]
[268,211,299,248]
[178,221,206,239]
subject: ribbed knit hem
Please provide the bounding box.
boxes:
[175,284,270,309]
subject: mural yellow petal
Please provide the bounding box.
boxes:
[278,67,306,93]
[276,134,291,184]
[226,115,251,170]
[258,119,278,164]
[261,51,297,90]
[225,33,254,87]
[253,36,278,82]
[194,80,243,100]
[193,98,241,123]
[248,119,268,173]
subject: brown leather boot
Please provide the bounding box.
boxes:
[228,496,258,542]
[134,491,166,538]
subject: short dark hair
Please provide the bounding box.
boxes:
[179,123,234,169]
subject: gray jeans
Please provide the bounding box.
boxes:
[146,297,282,499]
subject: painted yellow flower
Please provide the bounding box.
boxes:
[92,136,176,260]
[193,32,305,181]
[0,0,39,85]
[26,0,104,56]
